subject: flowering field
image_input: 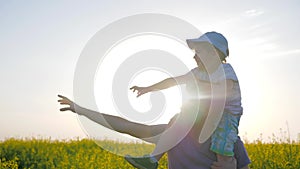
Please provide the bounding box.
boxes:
[0,138,299,169]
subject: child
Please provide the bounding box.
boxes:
[125,32,243,169]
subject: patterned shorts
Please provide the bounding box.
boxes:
[210,112,241,156]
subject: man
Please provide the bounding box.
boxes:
[57,95,250,168]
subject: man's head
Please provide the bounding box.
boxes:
[186,32,229,62]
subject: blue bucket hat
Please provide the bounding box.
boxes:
[186,31,229,57]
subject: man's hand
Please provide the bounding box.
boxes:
[211,158,237,169]
[57,95,76,112]
[130,86,151,97]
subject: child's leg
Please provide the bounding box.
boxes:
[210,112,240,162]
[216,153,234,162]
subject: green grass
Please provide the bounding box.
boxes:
[0,137,299,169]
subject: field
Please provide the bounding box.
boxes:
[0,138,299,169]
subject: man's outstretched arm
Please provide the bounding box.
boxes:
[57,95,166,143]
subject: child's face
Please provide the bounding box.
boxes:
[193,54,205,70]
[193,43,222,72]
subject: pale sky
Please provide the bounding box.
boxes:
[1,0,300,142]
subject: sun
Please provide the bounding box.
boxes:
[94,34,196,126]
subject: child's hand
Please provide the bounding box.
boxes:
[57,95,76,112]
[130,86,151,97]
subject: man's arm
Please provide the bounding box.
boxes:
[57,95,167,143]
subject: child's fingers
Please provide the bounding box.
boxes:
[130,86,137,91]
[137,92,144,97]
[130,86,141,93]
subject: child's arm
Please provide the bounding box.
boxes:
[130,74,189,97]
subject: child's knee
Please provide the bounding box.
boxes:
[216,154,234,162]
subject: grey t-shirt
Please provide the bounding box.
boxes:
[167,134,251,169]
[190,63,243,115]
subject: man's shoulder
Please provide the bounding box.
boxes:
[167,135,216,169]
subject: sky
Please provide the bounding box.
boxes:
[1,0,300,142]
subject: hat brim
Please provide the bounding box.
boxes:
[186,38,212,50]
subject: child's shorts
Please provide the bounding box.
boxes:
[210,112,241,156]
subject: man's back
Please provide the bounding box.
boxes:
[167,134,250,169]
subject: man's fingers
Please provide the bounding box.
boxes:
[60,107,71,111]
[58,95,71,102]
[58,99,70,104]
[58,94,66,99]
[58,101,70,105]
[58,95,74,112]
